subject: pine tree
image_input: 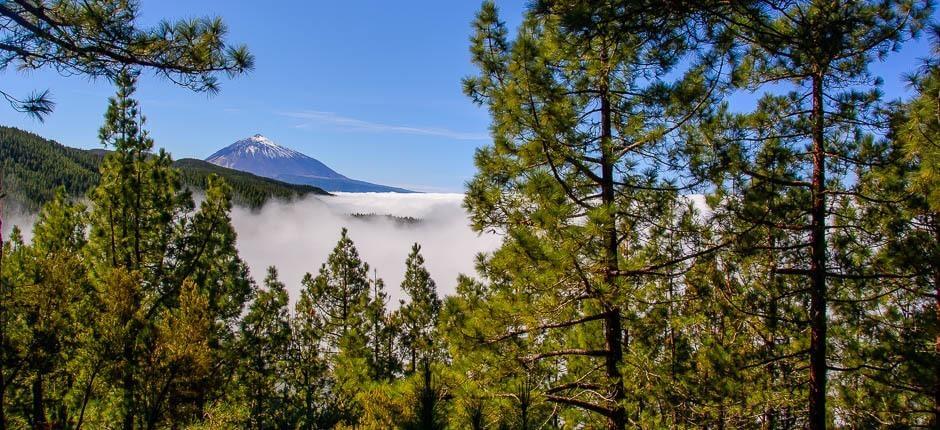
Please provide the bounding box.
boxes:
[0,191,92,429]
[303,228,371,355]
[147,279,213,427]
[174,175,252,326]
[84,71,184,430]
[291,273,329,429]
[834,38,940,426]
[365,274,397,380]
[298,228,374,425]
[689,1,933,426]
[460,1,719,428]
[893,44,940,426]
[398,244,441,375]
[81,70,252,429]
[238,267,292,429]
[18,189,89,428]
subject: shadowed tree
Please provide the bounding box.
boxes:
[238,267,292,429]
[687,0,933,427]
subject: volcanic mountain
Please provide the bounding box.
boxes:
[206,135,412,193]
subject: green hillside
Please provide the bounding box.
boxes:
[174,158,331,208]
[0,126,329,213]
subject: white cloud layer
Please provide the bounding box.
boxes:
[3,193,501,306]
[1,206,37,244]
[230,193,502,305]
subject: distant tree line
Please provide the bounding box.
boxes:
[0,126,328,214]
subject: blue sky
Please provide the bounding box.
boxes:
[0,1,935,192]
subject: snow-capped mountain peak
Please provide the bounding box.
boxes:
[205,134,413,193]
[219,134,302,159]
[207,134,320,176]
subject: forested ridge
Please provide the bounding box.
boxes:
[0,126,329,214]
[0,0,938,429]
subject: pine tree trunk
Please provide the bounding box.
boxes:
[0,175,6,430]
[122,343,135,430]
[933,214,939,429]
[808,72,828,430]
[420,360,434,430]
[74,361,101,430]
[31,374,45,430]
[600,72,626,430]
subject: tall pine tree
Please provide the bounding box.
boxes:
[689,0,933,426]
[460,1,720,427]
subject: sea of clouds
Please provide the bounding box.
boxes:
[230,193,503,304]
[2,193,503,305]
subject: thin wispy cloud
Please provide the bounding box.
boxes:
[280,110,489,141]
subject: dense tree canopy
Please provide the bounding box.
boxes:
[0,1,936,429]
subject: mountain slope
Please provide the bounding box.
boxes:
[206,134,344,179]
[173,158,331,206]
[206,134,412,193]
[0,126,329,214]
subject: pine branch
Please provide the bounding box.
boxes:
[544,394,615,417]
[484,312,612,345]
[523,349,609,363]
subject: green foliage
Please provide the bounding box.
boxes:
[0,2,937,429]
[174,158,330,209]
[685,1,934,427]
[0,125,328,216]
[397,244,442,374]
[457,1,723,427]
[0,126,102,214]
[0,71,258,429]
[237,267,292,429]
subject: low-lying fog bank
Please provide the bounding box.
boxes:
[231,193,502,304]
[2,193,502,305]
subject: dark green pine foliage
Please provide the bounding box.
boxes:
[291,271,331,429]
[84,70,188,430]
[303,228,371,360]
[402,361,447,430]
[398,244,442,375]
[838,41,940,426]
[457,1,719,428]
[398,244,446,430]
[238,266,292,429]
[365,274,399,381]
[298,227,385,426]
[80,71,252,429]
[174,174,252,332]
[0,189,91,428]
[688,0,933,427]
